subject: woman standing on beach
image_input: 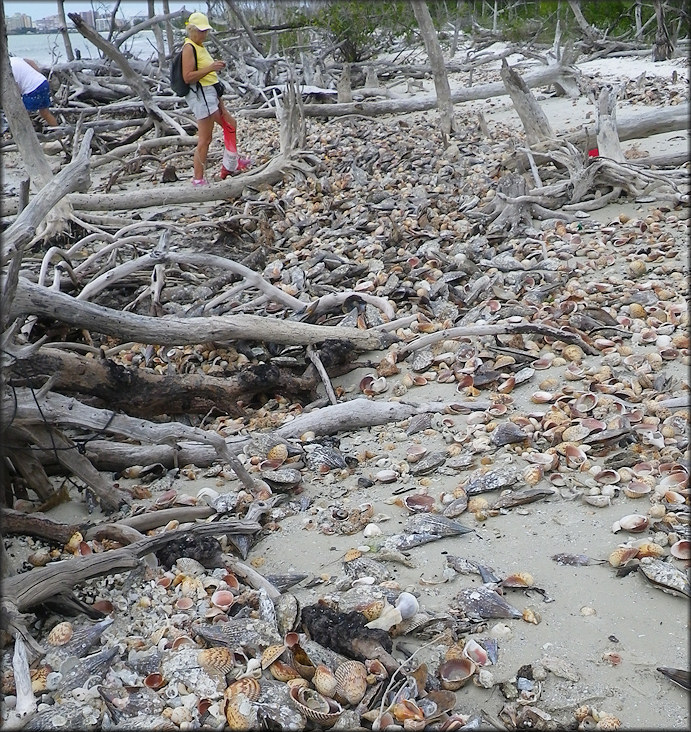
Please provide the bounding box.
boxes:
[181,11,250,186]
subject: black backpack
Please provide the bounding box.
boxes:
[170,43,197,96]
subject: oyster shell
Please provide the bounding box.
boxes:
[455,585,522,620]
[638,557,690,597]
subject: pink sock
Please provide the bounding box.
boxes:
[221,120,237,153]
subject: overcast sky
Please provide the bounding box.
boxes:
[4,1,192,20]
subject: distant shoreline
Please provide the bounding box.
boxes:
[6,29,83,35]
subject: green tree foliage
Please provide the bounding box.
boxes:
[310,0,418,62]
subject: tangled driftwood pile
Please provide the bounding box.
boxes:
[1,4,689,730]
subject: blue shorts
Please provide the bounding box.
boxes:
[22,80,52,111]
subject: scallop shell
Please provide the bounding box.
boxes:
[224,696,257,731]
[198,647,235,676]
[261,644,287,669]
[269,659,302,682]
[670,539,691,560]
[612,514,649,533]
[334,660,368,705]
[439,657,476,690]
[313,664,339,698]
[47,621,73,646]
[225,677,261,701]
[608,545,639,567]
[289,685,342,727]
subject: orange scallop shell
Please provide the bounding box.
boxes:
[225,676,261,702]
[198,647,235,676]
[334,660,368,705]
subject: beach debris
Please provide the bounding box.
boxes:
[637,557,690,597]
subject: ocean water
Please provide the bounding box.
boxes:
[8,29,163,66]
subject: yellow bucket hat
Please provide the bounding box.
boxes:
[186,12,212,31]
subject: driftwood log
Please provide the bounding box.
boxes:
[1,518,261,649]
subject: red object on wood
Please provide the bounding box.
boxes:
[588,147,599,157]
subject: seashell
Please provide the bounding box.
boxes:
[531,390,555,403]
[261,468,302,491]
[266,443,289,464]
[525,451,559,470]
[363,523,382,538]
[261,644,287,669]
[491,421,529,446]
[670,539,691,560]
[375,469,399,483]
[275,593,300,636]
[406,444,428,463]
[313,664,339,698]
[595,469,620,485]
[47,622,73,646]
[623,480,652,499]
[402,493,435,513]
[198,647,235,676]
[608,545,639,567]
[291,644,317,680]
[224,696,256,731]
[634,542,665,559]
[501,572,534,588]
[439,657,476,690]
[584,494,611,508]
[289,685,342,727]
[225,676,261,701]
[211,590,235,611]
[523,464,544,486]
[174,597,194,611]
[269,659,302,682]
[522,607,541,624]
[561,424,592,442]
[562,345,585,362]
[564,445,587,468]
[463,639,489,666]
[659,472,688,490]
[612,514,649,533]
[391,699,425,722]
[334,660,368,705]
[144,672,166,689]
[639,556,690,597]
[596,714,622,730]
[395,592,419,620]
[65,532,83,554]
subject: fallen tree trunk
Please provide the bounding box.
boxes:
[9,276,390,351]
[243,64,580,118]
[564,101,689,147]
[63,154,310,211]
[39,397,492,472]
[11,347,319,417]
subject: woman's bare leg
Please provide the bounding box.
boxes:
[194,114,215,180]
